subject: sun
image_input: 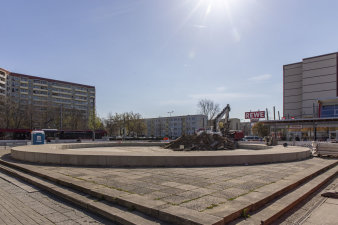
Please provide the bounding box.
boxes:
[199,0,232,17]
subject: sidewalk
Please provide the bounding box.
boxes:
[0,169,114,225]
[278,176,338,225]
[301,177,338,225]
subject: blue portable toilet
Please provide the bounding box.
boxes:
[31,131,45,145]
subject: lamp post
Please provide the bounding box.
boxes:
[167,110,174,138]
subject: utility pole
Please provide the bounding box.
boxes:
[273,106,277,139]
[92,110,96,141]
[266,108,269,120]
[60,104,63,130]
[167,110,174,138]
[312,103,316,141]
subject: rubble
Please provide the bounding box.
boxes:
[164,132,235,151]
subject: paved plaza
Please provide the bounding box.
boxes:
[0,171,114,225]
[35,158,331,214]
[1,146,337,224]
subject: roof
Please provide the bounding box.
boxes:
[10,72,95,89]
[0,68,10,73]
[303,52,337,60]
[144,114,207,120]
[262,117,338,125]
[2,67,95,89]
[283,52,338,67]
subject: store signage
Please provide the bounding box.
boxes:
[289,125,302,129]
[245,111,265,119]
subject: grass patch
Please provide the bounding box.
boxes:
[179,195,206,205]
[206,203,218,210]
[227,191,250,201]
[241,208,250,218]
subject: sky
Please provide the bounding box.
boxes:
[2,0,338,120]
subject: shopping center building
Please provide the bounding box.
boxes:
[264,52,338,141]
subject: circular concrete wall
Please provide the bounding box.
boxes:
[10,142,311,167]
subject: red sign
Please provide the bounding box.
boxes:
[245,111,265,119]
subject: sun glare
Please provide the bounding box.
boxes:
[200,0,231,16]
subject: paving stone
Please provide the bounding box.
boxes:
[180,195,228,212]
[236,181,267,191]
[129,186,156,195]
[43,211,71,223]
[211,187,249,200]
[143,191,172,200]
[160,187,184,195]
[175,184,199,191]
[160,194,191,205]
[161,181,182,187]
[177,190,207,199]
[0,170,114,225]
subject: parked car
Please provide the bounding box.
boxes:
[242,136,262,141]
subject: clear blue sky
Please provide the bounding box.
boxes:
[2,0,338,120]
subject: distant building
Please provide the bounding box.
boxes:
[145,114,207,138]
[283,52,338,119]
[0,67,95,129]
[261,52,338,141]
[229,118,240,130]
[240,122,252,136]
[0,69,6,96]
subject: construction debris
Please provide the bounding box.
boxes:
[321,191,338,199]
[164,132,235,151]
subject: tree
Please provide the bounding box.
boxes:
[197,99,220,126]
[252,122,269,137]
[105,113,121,136]
[88,110,104,130]
[104,112,146,137]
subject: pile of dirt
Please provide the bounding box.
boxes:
[164,132,235,151]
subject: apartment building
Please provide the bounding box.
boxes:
[283,52,338,119]
[0,69,7,96]
[0,67,95,129]
[145,114,207,138]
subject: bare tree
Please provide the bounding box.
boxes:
[104,112,146,137]
[197,99,220,126]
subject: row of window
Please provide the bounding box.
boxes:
[33,85,48,90]
[33,79,48,85]
[52,92,72,98]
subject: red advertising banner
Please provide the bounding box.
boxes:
[245,111,265,119]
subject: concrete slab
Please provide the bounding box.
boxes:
[302,202,338,225]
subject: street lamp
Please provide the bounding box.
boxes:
[167,111,174,138]
[167,111,174,117]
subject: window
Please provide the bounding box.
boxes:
[321,105,338,118]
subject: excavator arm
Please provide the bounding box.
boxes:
[212,104,231,133]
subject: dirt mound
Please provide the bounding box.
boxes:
[164,132,235,151]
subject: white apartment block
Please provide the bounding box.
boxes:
[145,114,207,138]
[283,52,338,119]
[0,67,95,128]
